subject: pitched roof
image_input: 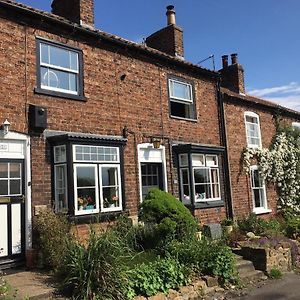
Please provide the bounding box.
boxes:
[0,0,218,79]
[221,87,300,119]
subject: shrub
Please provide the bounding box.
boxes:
[237,213,259,233]
[237,214,283,236]
[59,229,131,300]
[268,268,283,279]
[164,237,236,284]
[127,257,190,298]
[284,211,300,239]
[139,189,199,243]
[221,219,234,226]
[33,208,72,269]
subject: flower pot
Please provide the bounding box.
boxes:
[26,248,38,269]
[224,225,233,235]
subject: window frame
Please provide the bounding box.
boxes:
[168,75,197,121]
[244,111,262,148]
[35,37,85,101]
[250,165,270,214]
[0,162,22,197]
[100,164,123,213]
[193,155,221,202]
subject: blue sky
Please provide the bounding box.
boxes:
[18,0,300,111]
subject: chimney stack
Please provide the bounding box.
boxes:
[51,0,95,29]
[220,53,245,94]
[166,5,176,25]
[222,55,229,69]
[231,53,238,65]
[145,5,184,58]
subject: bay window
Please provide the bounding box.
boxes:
[175,145,224,208]
[49,133,126,217]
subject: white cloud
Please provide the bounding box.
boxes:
[248,82,300,112]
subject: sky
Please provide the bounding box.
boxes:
[17,0,300,112]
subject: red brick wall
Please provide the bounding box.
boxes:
[146,25,184,58]
[224,101,279,219]
[0,17,221,223]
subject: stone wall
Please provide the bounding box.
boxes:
[241,246,292,273]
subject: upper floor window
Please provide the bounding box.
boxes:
[36,38,84,100]
[244,112,262,148]
[168,77,196,120]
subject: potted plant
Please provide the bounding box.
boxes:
[221,218,234,234]
[77,197,87,210]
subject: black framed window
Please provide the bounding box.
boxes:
[168,76,196,120]
[173,144,225,209]
[35,38,84,101]
[49,134,126,219]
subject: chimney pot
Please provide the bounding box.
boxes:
[231,53,238,65]
[222,55,229,69]
[166,5,176,25]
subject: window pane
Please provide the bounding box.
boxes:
[206,155,218,167]
[179,154,188,167]
[54,146,66,163]
[55,165,67,212]
[252,170,260,187]
[212,184,220,198]
[170,101,194,119]
[210,169,219,184]
[69,73,77,92]
[246,115,258,124]
[103,187,120,208]
[0,180,8,195]
[77,188,96,211]
[170,80,191,100]
[253,189,261,207]
[0,163,8,178]
[40,43,49,64]
[77,167,95,187]
[192,154,204,166]
[70,51,79,71]
[195,184,211,200]
[181,169,189,184]
[102,167,117,186]
[10,179,21,195]
[49,45,71,69]
[41,67,78,92]
[194,168,209,184]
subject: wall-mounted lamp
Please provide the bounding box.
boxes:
[151,137,161,149]
[2,119,10,135]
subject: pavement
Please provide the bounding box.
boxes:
[3,268,60,300]
[3,268,300,300]
[224,273,300,300]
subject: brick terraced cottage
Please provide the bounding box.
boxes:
[0,0,299,269]
[219,54,300,219]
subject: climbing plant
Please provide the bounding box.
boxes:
[243,126,300,212]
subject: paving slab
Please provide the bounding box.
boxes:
[3,269,58,300]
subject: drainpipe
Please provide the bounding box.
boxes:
[216,77,234,219]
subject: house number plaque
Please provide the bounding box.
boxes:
[0,143,8,151]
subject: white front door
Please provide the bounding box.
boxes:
[0,160,25,263]
[0,133,31,269]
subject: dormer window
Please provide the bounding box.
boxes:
[244,112,262,148]
[35,38,84,100]
[168,76,196,120]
